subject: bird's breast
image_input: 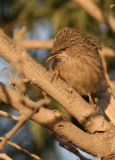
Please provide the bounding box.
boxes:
[52,55,105,95]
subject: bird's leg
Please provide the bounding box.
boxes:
[49,67,59,82]
[88,93,97,110]
[88,93,94,105]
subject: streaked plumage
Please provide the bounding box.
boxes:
[47,27,106,95]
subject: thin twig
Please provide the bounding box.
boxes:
[0,95,49,151]
[13,26,27,40]
[2,67,18,91]
[0,110,19,121]
[110,4,115,8]
[24,91,50,109]
[2,67,14,82]
[100,52,115,100]
[102,47,115,57]
[0,93,50,151]
[0,112,36,151]
[0,59,50,151]
[74,0,115,32]
[0,153,13,160]
[46,129,91,160]
[0,137,42,160]
[100,51,115,91]
[55,135,91,160]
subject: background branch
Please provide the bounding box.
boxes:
[0,153,13,160]
[18,39,53,49]
[0,110,19,121]
[73,0,115,32]
[0,137,42,160]
[0,55,50,151]
[54,135,92,160]
[17,39,115,58]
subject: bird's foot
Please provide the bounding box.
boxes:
[88,93,97,110]
[49,68,59,82]
[88,93,94,104]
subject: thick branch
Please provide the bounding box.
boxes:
[0,82,115,158]
[74,0,115,32]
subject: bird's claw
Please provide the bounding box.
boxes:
[49,68,59,82]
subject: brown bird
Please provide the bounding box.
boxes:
[46,27,106,100]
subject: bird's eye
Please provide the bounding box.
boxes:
[62,48,66,51]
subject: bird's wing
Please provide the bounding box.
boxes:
[80,34,102,51]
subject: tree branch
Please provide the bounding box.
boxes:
[17,39,115,58]
[0,137,42,160]
[53,135,92,160]
[0,82,115,158]
[0,110,19,121]
[18,39,53,49]
[110,4,115,8]
[73,0,115,32]
[0,153,13,160]
[102,47,115,57]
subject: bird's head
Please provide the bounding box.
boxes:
[45,27,79,63]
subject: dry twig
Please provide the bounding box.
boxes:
[54,135,92,160]
[0,91,50,151]
[74,0,115,32]
[0,137,42,160]
[0,57,50,151]
[13,26,27,40]
[110,4,115,8]
[0,110,19,121]
[0,153,13,160]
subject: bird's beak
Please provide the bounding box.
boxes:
[44,52,61,63]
